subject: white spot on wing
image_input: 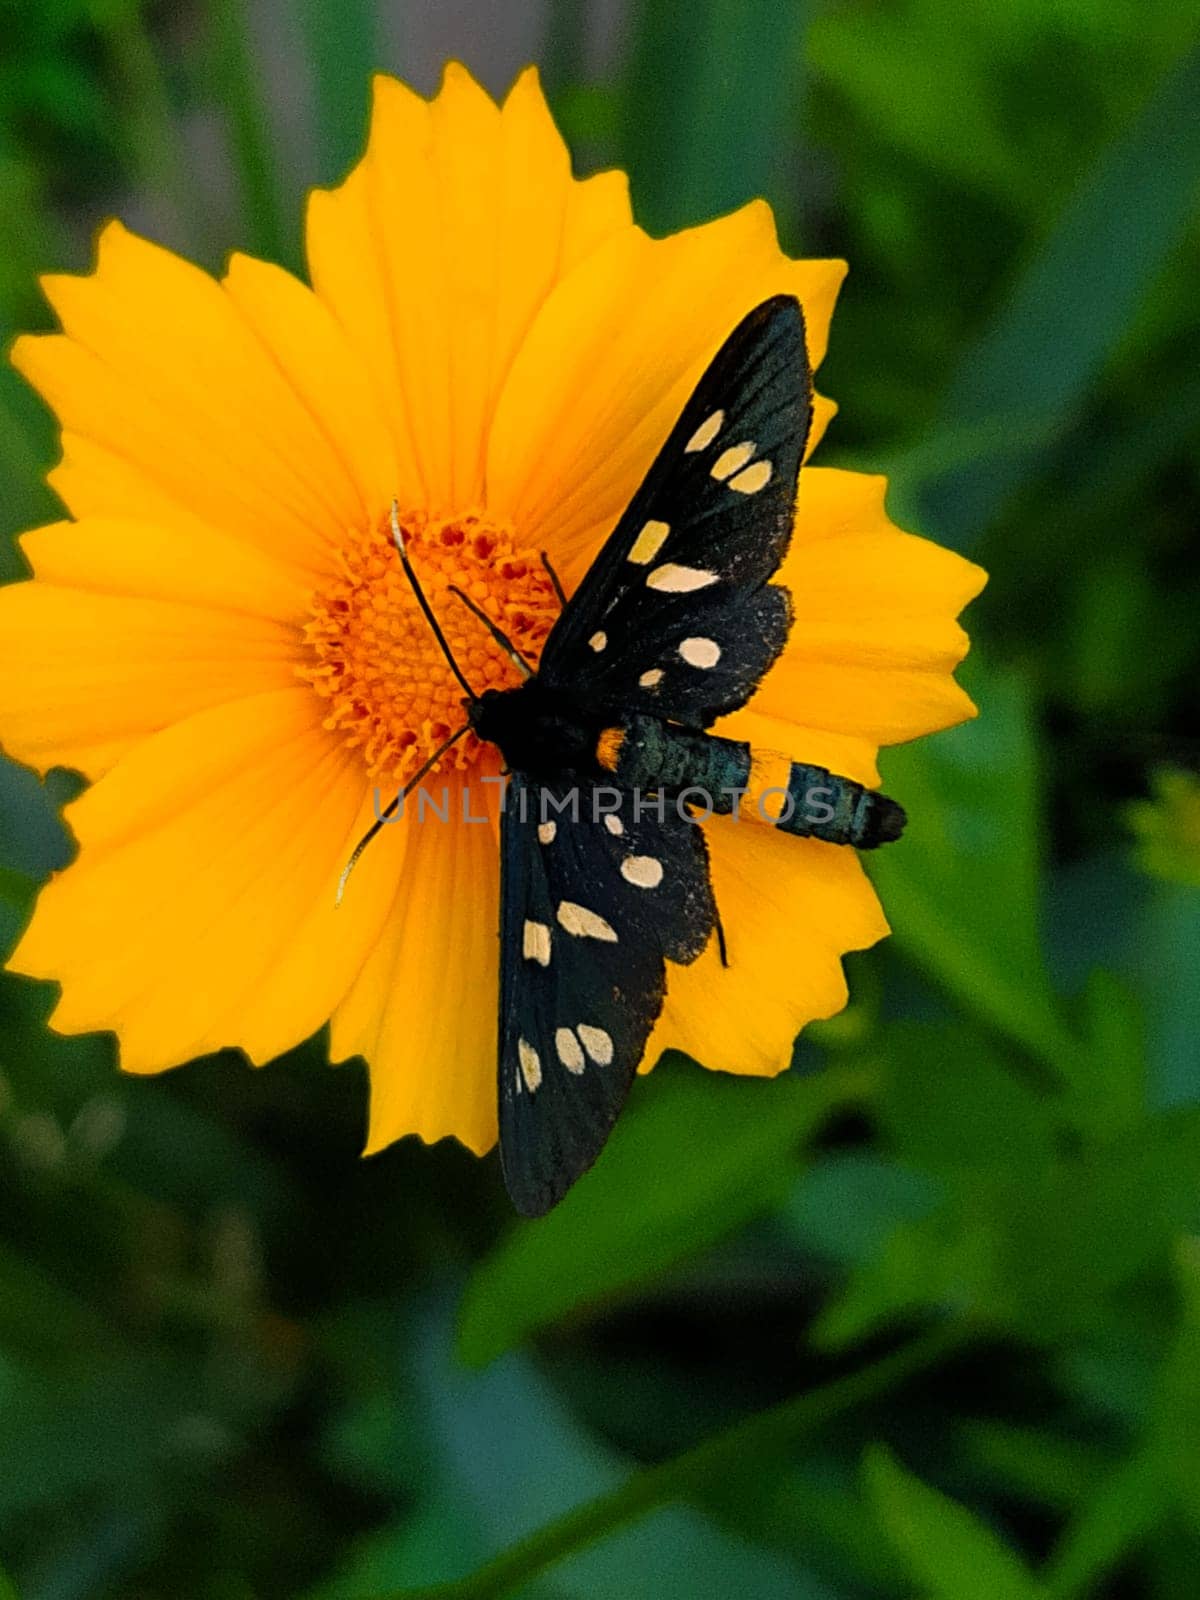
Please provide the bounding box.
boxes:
[729,459,773,495]
[711,441,756,481]
[646,564,719,593]
[589,630,607,652]
[522,920,551,966]
[639,668,664,689]
[685,410,724,452]
[628,520,670,564]
[557,901,619,942]
[621,855,664,889]
[604,814,624,836]
[556,1027,586,1074]
[578,1025,614,1066]
[679,637,721,669]
[518,1038,542,1092]
[537,821,556,844]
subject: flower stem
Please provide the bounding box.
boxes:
[373,1319,972,1600]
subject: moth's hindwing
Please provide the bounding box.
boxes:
[498,773,715,1217]
[539,294,812,729]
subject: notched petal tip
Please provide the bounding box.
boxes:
[505,62,545,104]
[7,330,46,382]
[958,555,990,607]
[439,58,483,92]
[368,69,428,121]
[35,217,128,309]
[360,1117,498,1161]
[95,215,136,256]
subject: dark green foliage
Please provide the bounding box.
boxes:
[1,1,1199,1595]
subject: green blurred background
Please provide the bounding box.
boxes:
[2,2,1199,1596]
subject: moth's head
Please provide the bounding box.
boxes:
[466,688,501,733]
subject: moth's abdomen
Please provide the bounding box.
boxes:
[598,715,905,849]
[598,715,752,806]
[745,753,906,849]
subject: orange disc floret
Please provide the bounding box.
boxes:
[300,507,559,786]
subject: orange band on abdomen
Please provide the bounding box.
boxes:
[596,727,626,772]
[744,750,793,823]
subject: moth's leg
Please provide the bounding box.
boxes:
[714,896,730,968]
[540,551,567,610]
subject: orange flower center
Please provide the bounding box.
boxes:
[301,508,559,786]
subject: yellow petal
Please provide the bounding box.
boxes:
[330,771,501,1157]
[222,253,399,518]
[716,706,882,788]
[0,570,300,779]
[19,515,309,620]
[486,200,845,581]
[306,63,633,513]
[806,395,839,463]
[11,689,390,1071]
[750,468,988,745]
[648,819,889,1076]
[202,780,407,1068]
[15,222,368,577]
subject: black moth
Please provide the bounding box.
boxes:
[345,295,906,1217]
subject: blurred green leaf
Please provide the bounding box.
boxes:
[298,0,377,184]
[317,1291,831,1599]
[542,0,590,95]
[1075,970,1146,1139]
[552,83,622,151]
[919,38,1200,547]
[429,1298,824,1599]
[1041,1448,1165,1600]
[1128,768,1200,890]
[960,1421,1106,1516]
[0,1352,235,1522]
[869,666,1084,1087]
[819,1018,1199,1347]
[0,1241,112,1365]
[747,1458,912,1597]
[458,1058,872,1366]
[877,1021,1054,1180]
[989,1109,1200,1342]
[814,1203,989,1351]
[864,1444,1045,1600]
[1063,553,1194,723]
[810,2,1022,208]
[0,367,58,565]
[205,0,294,268]
[92,0,202,255]
[0,864,34,954]
[1134,880,1200,1110]
[1047,854,1200,1112]
[1151,1239,1200,1534]
[869,412,1058,534]
[786,1153,942,1269]
[380,1308,964,1600]
[0,756,72,885]
[621,0,808,237]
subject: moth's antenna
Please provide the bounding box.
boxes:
[540,551,567,609]
[389,501,476,700]
[336,724,469,906]
[447,585,533,679]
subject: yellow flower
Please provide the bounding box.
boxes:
[0,64,985,1158]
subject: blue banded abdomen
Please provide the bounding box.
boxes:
[600,716,905,849]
